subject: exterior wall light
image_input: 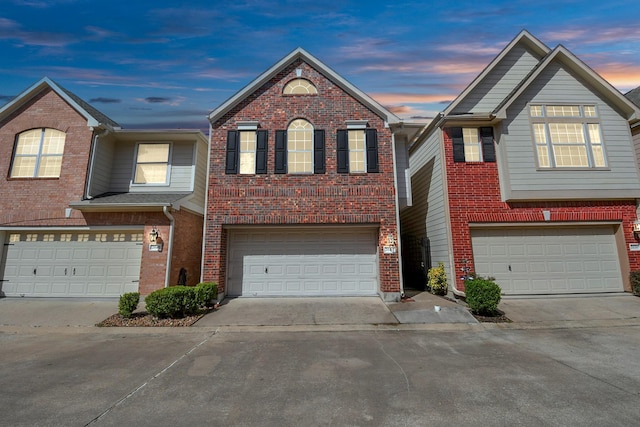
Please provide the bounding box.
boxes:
[149,226,159,243]
[633,220,640,239]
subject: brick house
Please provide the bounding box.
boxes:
[204,48,417,301]
[402,31,640,296]
[0,78,208,297]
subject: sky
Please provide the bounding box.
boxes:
[1,0,640,131]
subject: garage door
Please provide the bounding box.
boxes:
[1,231,143,297]
[471,226,623,295]
[227,228,378,297]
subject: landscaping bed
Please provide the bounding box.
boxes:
[96,308,215,327]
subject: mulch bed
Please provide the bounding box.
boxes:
[96,308,215,327]
[470,309,511,323]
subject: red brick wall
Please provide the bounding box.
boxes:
[204,59,400,295]
[169,209,204,287]
[443,128,639,292]
[0,88,93,227]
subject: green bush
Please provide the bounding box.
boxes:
[195,282,218,307]
[630,271,640,297]
[427,262,448,296]
[465,277,502,316]
[118,292,140,318]
[144,286,199,319]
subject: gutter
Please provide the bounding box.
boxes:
[163,206,175,288]
[85,127,110,200]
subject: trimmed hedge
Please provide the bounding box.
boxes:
[118,292,140,318]
[630,271,640,297]
[144,282,219,319]
[465,277,502,316]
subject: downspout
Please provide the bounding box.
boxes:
[200,120,213,284]
[85,127,109,200]
[163,206,175,288]
[390,131,405,299]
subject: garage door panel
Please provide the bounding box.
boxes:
[472,226,623,295]
[1,232,142,297]
[228,228,378,297]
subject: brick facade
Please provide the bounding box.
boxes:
[443,128,639,292]
[204,59,400,295]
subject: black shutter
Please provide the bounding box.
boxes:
[274,130,287,174]
[256,130,268,174]
[480,127,496,162]
[365,128,379,173]
[451,127,465,162]
[225,130,239,174]
[314,129,325,174]
[336,130,349,173]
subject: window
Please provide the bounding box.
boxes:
[225,129,268,174]
[10,128,66,178]
[451,127,495,163]
[337,128,379,173]
[531,104,606,168]
[286,119,313,173]
[133,143,170,184]
[283,78,318,95]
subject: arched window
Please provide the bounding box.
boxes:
[283,78,318,95]
[287,119,313,173]
[10,128,66,178]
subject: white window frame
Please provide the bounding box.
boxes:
[132,142,172,185]
[462,128,483,162]
[239,131,257,175]
[530,104,607,169]
[283,78,318,95]
[287,119,314,174]
[10,128,66,178]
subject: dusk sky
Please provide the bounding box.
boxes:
[1,0,639,131]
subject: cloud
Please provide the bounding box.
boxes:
[370,93,457,105]
[138,96,186,106]
[0,17,75,47]
[90,97,121,104]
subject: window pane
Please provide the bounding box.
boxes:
[533,124,547,144]
[546,105,580,117]
[42,129,66,154]
[348,130,364,150]
[287,119,313,173]
[553,145,588,167]
[37,156,62,177]
[137,144,169,162]
[15,130,42,155]
[591,145,606,167]
[462,128,481,162]
[239,153,256,174]
[583,105,597,117]
[549,123,584,144]
[537,146,550,168]
[464,145,481,162]
[350,151,365,173]
[587,124,601,144]
[283,79,318,95]
[11,156,36,177]
[348,130,365,172]
[135,164,168,183]
[530,105,543,117]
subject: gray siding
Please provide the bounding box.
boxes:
[395,136,410,209]
[501,62,640,199]
[190,139,208,208]
[88,135,115,197]
[452,44,542,114]
[109,141,135,192]
[402,131,452,285]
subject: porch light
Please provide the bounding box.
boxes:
[633,221,640,239]
[149,226,159,243]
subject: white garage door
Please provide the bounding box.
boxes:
[227,228,379,297]
[471,226,623,295]
[1,231,143,297]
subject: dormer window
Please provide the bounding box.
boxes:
[283,78,317,95]
[10,128,66,178]
[133,143,171,184]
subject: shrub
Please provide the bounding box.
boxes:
[465,277,502,316]
[145,286,199,319]
[630,271,640,297]
[427,262,448,296]
[195,282,218,308]
[118,292,140,318]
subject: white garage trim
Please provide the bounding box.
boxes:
[226,226,379,297]
[471,225,624,295]
[1,230,143,297]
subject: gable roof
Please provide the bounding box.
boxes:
[0,77,120,129]
[443,30,550,116]
[494,45,640,122]
[625,86,640,108]
[208,47,400,125]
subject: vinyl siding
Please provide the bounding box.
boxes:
[402,131,451,282]
[88,135,115,197]
[501,61,640,198]
[395,136,410,209]
[452,44,542,114]
[191,138,208,208]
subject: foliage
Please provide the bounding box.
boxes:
[118,292,140,318]
[144,286,200,319]
[427,262,448,296]
[630,271,640,297]
[195,282,218,307]
[465,276,502,316]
